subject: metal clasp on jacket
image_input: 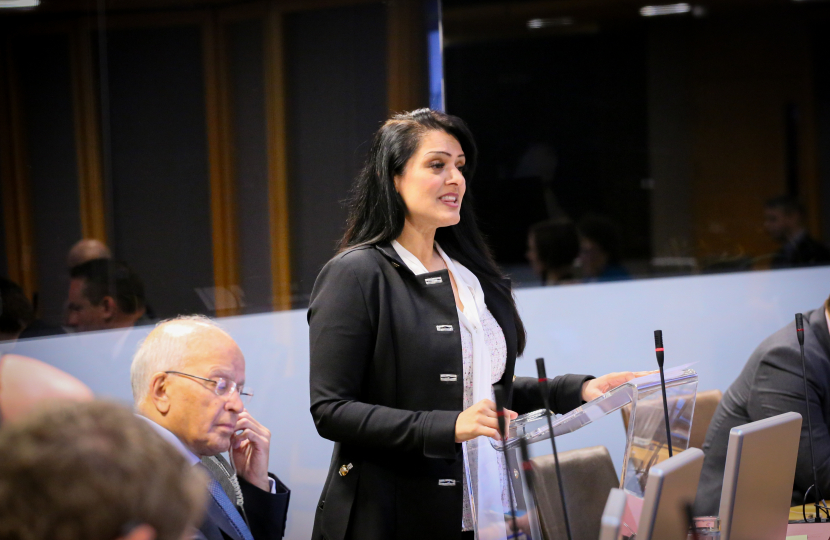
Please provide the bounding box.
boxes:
[339,463,353,476]
[424,276,443,285]
[436,325,453,332]
[438,479,456,487]
[440,374,457,382]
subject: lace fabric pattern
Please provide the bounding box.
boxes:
[461,307,508,531]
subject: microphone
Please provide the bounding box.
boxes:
[494,384,519,539]
[518,437,538,510]
[654,330,673,458]
[536,358,574,540]
[796,313,824,522]
[517,437,539,540]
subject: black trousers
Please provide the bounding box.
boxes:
[461,532,474,540]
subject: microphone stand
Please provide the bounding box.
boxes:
[494,385,520,539]
[536,358,574,540]
[796,313,824,523]
[654,330,673,458]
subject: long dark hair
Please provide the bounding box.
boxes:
[340,109,526,355]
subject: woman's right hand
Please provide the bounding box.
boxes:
[455,399,518,443]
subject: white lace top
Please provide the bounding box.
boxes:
[460,307,508,531]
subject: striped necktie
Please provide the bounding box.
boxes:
[204,471,255,540]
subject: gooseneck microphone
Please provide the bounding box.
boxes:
[796,313,824,522]
[654,330,674,458]
[494,385,519,539]
[536,358,574,540]
[518,437,538,517]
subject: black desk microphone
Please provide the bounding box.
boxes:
[654,330,674,458]
[536,358,573,540]
[796,313,825,522]
[494,384,520,538]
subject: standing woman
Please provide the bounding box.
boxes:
[309,109,637,540]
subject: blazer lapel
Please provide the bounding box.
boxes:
[204,496,245,540]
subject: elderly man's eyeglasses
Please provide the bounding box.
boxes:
[164,371,254,405]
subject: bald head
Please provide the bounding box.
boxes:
[0,355,94,425]
[131,316,245,456]
[67,239,111,269]
[130,316,235,406]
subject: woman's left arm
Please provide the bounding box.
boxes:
[511,374,593,415]
[511,371,647,415]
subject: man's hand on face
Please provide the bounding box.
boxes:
[231,411,271,492]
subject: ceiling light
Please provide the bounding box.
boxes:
[527,17,575,29]
[0,0,39,7]
[640,3,691,16]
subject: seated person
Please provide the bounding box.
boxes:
[0,354,92,426]
[0,400,207,540]
[577,213,631,282]
[67,238,112,269]
[527,219,580,285]
[0,277,65,340]
[131,315,290,540]
[695,295,830,514]
[67,259,147,332]
[764,195,830,269]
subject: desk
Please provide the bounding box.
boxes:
[787,506,830,540]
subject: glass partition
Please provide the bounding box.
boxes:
[469,366,698,539]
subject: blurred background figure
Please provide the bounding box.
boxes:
[577,213,631,282]
[764,195,830,269]
[0,354,93,426]
[67,238,112,269]
[526,219,580,286]
[0,277,65,341]
[67,259,148,332]
[0,400,207,540]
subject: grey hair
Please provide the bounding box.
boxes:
[130,315,232,405]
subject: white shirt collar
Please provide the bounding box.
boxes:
[138,414,201,466]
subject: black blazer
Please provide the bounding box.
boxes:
[196,473,290,540]
[308,243,592,540]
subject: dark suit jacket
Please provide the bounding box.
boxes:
[197,471,290,540]
[772,233,830,269]
[695,306,830,515]
[308,243,592,540]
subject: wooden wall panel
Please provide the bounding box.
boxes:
[204,13,241,316]
[70,23,107,244]
[689,17,819,263]
[0,40,37,299]
[264,5,292,310]
[387,0,428,112]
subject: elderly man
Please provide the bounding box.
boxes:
[132,316,289,540]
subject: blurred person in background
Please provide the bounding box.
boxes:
[0,354,92,426]
[577,213,631,282]
[0,277,65,340]
[0,400,207,540]
[764,195,830,269]
[526,219,580,286]
[67,238,112,269]
[132,316,290,540]
[67,258,147,332]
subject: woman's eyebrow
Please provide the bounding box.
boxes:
[423,150,465,158]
